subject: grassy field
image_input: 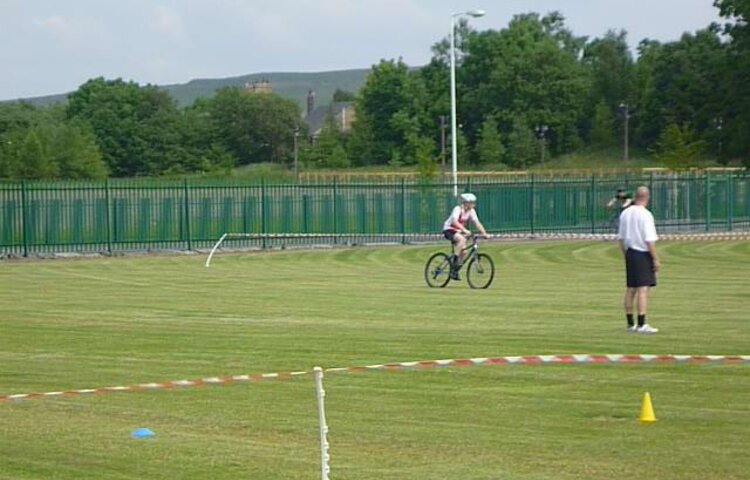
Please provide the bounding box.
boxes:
[0,240,748,479]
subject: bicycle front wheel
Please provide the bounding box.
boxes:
[466,253,495,289]
[424,252,452,288]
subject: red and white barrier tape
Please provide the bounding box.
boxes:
[2,354,747,403]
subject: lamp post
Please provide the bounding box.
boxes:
[535,124,549,169]
[619,102,631,164]
[451,9,486,197]
[712,117,724,157]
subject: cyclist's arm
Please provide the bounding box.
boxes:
[450,219,470,235]
[471,211,488,237]
[474,219,488,238]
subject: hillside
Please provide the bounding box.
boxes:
[8,68,371,108]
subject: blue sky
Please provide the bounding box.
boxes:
[0,0,721,101]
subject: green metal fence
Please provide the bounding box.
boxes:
[1,171,748,256]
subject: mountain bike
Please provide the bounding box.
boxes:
[424,235,495,289]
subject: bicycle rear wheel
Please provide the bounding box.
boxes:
[466,253,495,289]
[424,252,452,288]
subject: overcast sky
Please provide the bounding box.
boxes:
[1,0,722,101]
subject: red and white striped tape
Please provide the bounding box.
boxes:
[2,354,747,403]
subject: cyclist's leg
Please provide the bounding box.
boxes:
[453,233,467,265]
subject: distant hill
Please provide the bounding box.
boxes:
[7,68,372,109]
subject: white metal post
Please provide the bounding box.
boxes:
[313,367,330,480]
[449,10,485,198]
[450,16,459,198]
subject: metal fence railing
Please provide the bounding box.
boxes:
[1,171,748,256]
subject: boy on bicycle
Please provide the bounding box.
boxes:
[442,193,489,280]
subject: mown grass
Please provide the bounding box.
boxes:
[0,240,748,479]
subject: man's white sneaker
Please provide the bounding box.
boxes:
[637,324,659,334]
[627,325,638,333]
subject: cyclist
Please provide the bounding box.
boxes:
[442,193,489,280]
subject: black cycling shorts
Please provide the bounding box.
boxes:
[443,229,458,242]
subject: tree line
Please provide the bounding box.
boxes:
[343,1,749,171]
[0,0,747,179]
[0,79,306,179]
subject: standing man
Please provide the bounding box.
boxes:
[617,186,660,334]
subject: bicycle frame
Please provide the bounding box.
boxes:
[455,236,481,270]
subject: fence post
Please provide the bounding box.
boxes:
[704,172,711,232]
[183,178,192,250]
[104,179,113,254]
[529,173,535,234]
[727,173,733,231]
[20,180,29,258]
[332,178,338,244]
[590,174,596,234]
[261,179,267,249]
[399,178,407,244]
[649,171,654,193]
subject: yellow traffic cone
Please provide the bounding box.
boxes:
[639,392,657,423]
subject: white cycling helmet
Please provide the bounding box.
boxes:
[460,193,477,204]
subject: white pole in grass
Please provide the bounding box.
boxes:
[313,367,331,480]
[205,232,228,267]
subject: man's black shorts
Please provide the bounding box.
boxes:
[625,248,656,288]
[443,229,458,242]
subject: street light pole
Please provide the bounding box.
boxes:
[450,10,485,198]
[713,117,724,157]
[619,103,630,164]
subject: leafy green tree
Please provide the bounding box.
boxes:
[47,121,107,179]
[66,78,144,176]
[350,59,433,166]
[505,119,537,168]
[206,87,304,167]
[66,78,192,176]
[308,114,350,168]
[634,29,726,150]
[328,145,351,169]
[0,115,106,179]
[476,117,506,166]
[180,100,235,174]
[653,123,706,169]
[351,59,411,165]
[19,130,56,178]
[714,0,750,164]
[332,89,356,102]
[583,30,634,111]
[0,102,46,136]
[459,13,589,157]
[589,101,616,147]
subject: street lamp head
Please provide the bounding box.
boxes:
[453,9,486,18]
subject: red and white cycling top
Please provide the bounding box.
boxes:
[442,205,479,232]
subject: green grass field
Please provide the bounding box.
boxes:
[1,240,748,479]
